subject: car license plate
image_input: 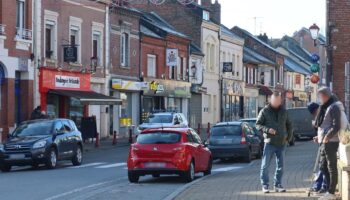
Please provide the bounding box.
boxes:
[218,139,232,144]
[144,162,166,168]
[9,154,25,160]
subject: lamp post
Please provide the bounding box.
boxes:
[309,23,320,47]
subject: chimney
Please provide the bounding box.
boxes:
[201,0,221,24]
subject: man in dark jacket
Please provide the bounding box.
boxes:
[30,106,42,120]
[316,87,341,200]
[256,91,293,193]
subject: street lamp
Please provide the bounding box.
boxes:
[309,23,320,46]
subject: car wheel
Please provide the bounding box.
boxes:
[72,145,83,166]
[244,149,252,163]
[152,174,160,178]
[183,161,195,182]
[128,171,139,183]
[46,148,57,169]
[203,157,212,176]
[0,164,11,172]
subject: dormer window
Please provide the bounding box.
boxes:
[203,10,210,21]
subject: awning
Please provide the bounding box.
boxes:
[258,85,273,96]
[49,89,122,105]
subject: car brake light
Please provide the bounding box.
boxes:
[241,133,247,144]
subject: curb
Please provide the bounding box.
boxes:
[163,160,257,200]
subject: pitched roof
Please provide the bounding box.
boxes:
[284,56,310,75]
[220,24,244,41]
[275,36,313,64]
[190,43,204,56]
[140,25,162,38]
[243,47,275,66]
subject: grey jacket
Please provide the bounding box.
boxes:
[318,101,342,142]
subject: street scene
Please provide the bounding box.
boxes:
[1,0,350,199]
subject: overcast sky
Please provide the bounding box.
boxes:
[219,0,326,38]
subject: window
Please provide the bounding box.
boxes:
[270,69,275,86]
[53,121,65,133]
[236,55,240,76]
[190,130,202,144]
[187,133,194,143]
[245,67,256,85]
[62,120,72,132]
[177,57,181,80]
[203,10,210,21]
[169,65,175,80]
[45,23,54,59]
[147,54,156,77]
[232,54,236,75]
[121,32,129,67]
[260,72,265,85]
[182,57,187,81]
[210,44,215,71]
[92,32,102,65]
[16,0,25,29]
[69,17,82,63]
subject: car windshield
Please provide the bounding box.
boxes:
[137,132,181,144]
[12,121,53,137]
[145,114,173,123]
[211,125,242,136]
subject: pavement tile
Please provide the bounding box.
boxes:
[175,141,322,200]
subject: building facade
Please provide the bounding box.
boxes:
[140,12,191,121]
[0,0,34,141]
[33,0,117,138]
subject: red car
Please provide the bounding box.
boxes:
[127,128,212,183]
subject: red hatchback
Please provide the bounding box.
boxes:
[127,128,212,183]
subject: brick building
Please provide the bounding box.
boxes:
[327,0,350,115]
[0,0,33,141]
[109,5,142,137]
[140,11,191,120]
[232,26,284,111]
[33,0,119,138]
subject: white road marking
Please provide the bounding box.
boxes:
[68,162,106,169]
[212,166,243,172]
[95,162,127,169]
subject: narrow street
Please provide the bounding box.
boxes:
[0,142,254,200]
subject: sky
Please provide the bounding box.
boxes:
[219,0,326,38]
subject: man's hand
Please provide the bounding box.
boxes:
[268,128,276,135]
[323,137,329,144]
[313,136,318,143]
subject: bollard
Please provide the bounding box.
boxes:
[112,131,117,145]
[207,123,211,138]
[197,123,201,136]
[128,128,133,144]
[95,132,100,148]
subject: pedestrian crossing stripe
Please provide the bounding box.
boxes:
[95,163,127,169]
[68,162,107,169]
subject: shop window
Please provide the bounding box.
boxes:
[120,93,132,126]
[92,31,102,66]
[121,32,129,67]
[70,97,84,128]
[147,54,156,77]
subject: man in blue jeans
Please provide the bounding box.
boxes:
[256,92,293,193]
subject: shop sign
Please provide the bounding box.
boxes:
[111,79,122,89]
[223,62,232,73]
[18,57,28,72]
[55,75,80,89]
[166,48,178,66]
[149,81,165,94]
[111,79,144,91]
[63,46,78,63]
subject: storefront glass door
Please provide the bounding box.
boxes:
[47,94,59,118]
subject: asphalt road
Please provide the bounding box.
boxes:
[0,145,254,200]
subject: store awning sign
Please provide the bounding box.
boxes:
[111,79,122,89]
[55,75,80,89]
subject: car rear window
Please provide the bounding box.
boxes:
[137,132,181,144]
[211,125,242,136]
[145,114,173,123]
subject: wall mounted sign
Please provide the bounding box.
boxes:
[63,46,78,62]
[166,48,178,66]
[18,57,28,72]
[223,62,233,73]
[55,75,80,89]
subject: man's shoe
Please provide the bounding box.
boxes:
[262,185,269,193]
[318,193,337,200]
[317,188,327,194]
[274,185,286,192]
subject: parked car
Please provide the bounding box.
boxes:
[207,122,262,162]
[240,118,264,149]
[287,107,316,141]
[0,119,83,172]
[127,127,212,183]
[137,112,188,134]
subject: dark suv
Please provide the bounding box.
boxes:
[0,119,83,172]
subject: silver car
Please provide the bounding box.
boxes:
[137,112,188,134]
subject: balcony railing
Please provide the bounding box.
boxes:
[0,24,5,36]
[16,27,32,40]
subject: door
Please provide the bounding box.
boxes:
[15,72,21,124]
[53,120,69,158]
[190,130,207,171]
[245,125,259,154]
[62,120,75,157]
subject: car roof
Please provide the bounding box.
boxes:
[152,112,174,116]
[240,118,257,121]
[22,118,72,124]
[214,121,243,126]
[141,127,190,134]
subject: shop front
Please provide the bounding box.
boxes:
[293,90,308,107]
[141,79,191,122]
[244,87,259,118]
[222,79,244,121]
[39,68,121,131]
[110,78,143,137]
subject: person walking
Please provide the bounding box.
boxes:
[256,91,293,193]
[30,106,42,120]
[316,87,348,200]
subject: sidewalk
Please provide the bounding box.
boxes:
[83,137,131,153]
[175,141,328,200]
